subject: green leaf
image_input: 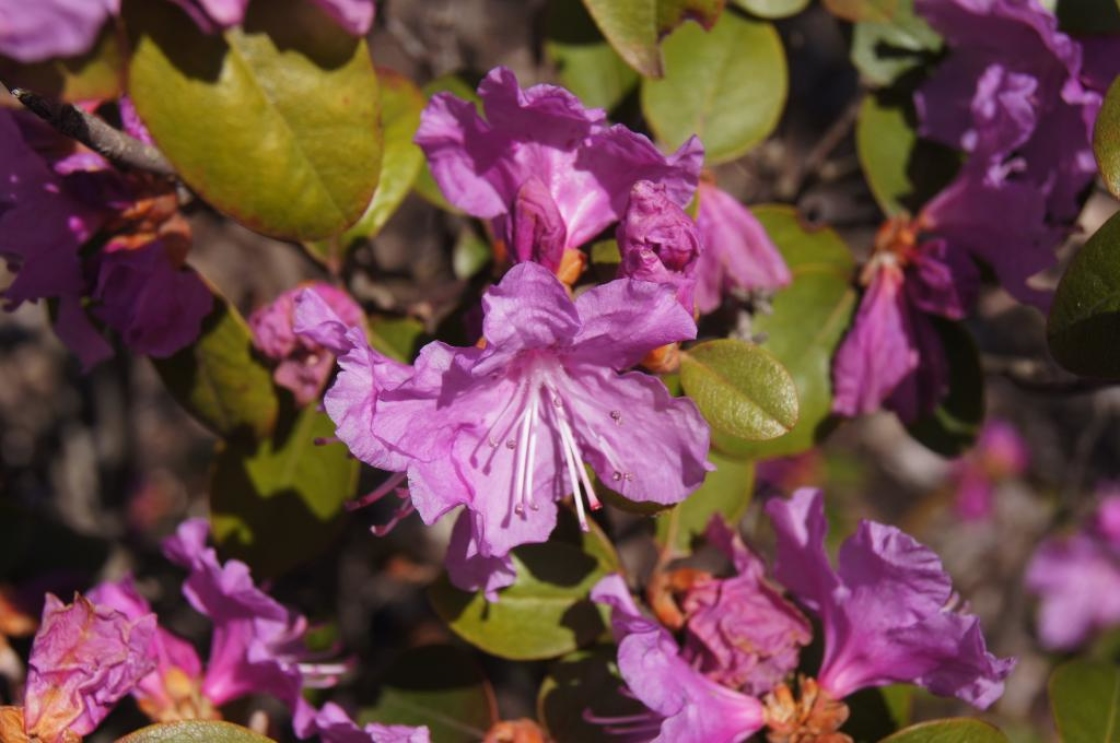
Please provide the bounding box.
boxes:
[367,314,427,364]
[546,0,641,111]
[538,647,648,743]
[642,11,786,164]
[1048,211,1120,378]
[730,0,810,19]
[716,205,855,459]
[414,75,479,212]
[655,450,753,553]
[210,405,359,579]
[428,514,619,660]
[850,0,941,87]
[1095,77,1120,199]
[125,0,382,241]
[360,645,498,743]
[879,719,1009,743]
[856,90,958,217]
[311,67,426,264]
[580,0,663,78]
[0,26,123,103]
[152,284,279,441]
[906,318,984,456]
[116,720,276,743]
[1050,659,1120,743]
[452,226,493,281]
[680,338,798,443]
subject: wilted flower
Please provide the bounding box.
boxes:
[694,180,789,313]
[415,66,703,278]
[950,419,1030,521]
[832,216,978,422]
[0,0,118,63]
[914,0,1102,308]
[766,488,1014,710]
[617,180,702,314]
[1026,489,1120,651]
[297,262,711,594]
[19,594,155,743]
[251,282,364,405]
[0,109,209,369]
[591,574,767,743]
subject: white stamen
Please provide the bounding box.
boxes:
[522,390,541,511]
[512,400,534,516]
[554,400,599,528]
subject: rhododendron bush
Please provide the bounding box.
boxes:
[6,0,1120,740]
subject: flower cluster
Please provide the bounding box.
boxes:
[593,489,1014,742]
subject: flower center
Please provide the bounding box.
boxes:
[762,676,851,743]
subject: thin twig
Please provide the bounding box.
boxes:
[5,85,176,177]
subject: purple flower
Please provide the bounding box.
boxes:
[298,262,711,592]
[766,488,1015,709]
[617,180,702,314]
[308,702,431,743]
[0,110,209,369]
[832,219,978,422]
[694,180,790,313]
[950,419,1030,521]
[914,0,1101,308]
[161,518,328,736]
[22,593,155,742]
[87,578,215,722]
[169,0,373,34]
[0,0,118,63]
[415,66,703,271]
[677,519,812,697]
[1026,491,1120,650]
[251,282,364,405]
[591,574,766,743]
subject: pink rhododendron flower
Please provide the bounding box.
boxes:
[308,702,431,743]
[251,282,364,405]
[677,519,811,697]
[415,66,703,274]
[591,574,766,743]
[617,180,702,314]
[0,110,210,369]
[950,419,1030,521]
[914,0,1103,308]
[766,488,1015,708]
[1026,489,1120,650]
[694,180,790,313]
[832,217,978,422]
[296,262,711,594]
[0,0,118,63]
[22,593,155,742]
[170,0,374,34]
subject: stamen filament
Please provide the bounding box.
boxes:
[512,400,534,516]
[347,471,408,512]
[555,403,597,529]
[522,390,541,511]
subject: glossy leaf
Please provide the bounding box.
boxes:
[1050,659,1120,743]
[730,0,810,18]
[580,0,662,78]
[1048,211,1120,378]
[152,285,279,441]
[360,644,498,743]
[1095,76,1120,199]
[680,338,798,443]
[428,514,619,660]
[538,647,648,743]
[210,405,359,579]
[856,91,958,217]
[414,75,479,212]
[850,0,941,87]
[312,67,425,264]
[126,0,382,241]
[642,11,786,164]
[879,719,1009,743]
[116,720,276,743]
[655,450,753,552]
[0,27,122,103]
[546,0,640,112]
[907,318,984,456]
[717,206,855,459]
